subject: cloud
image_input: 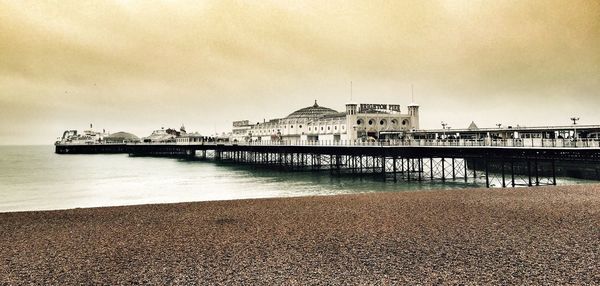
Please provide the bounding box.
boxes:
[0,0,599,144]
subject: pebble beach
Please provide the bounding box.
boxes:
[1,185,599,285]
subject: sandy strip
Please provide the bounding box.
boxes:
[1,185,599,285]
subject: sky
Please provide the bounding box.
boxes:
[1,0,599,144]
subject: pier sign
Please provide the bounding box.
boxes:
[233,120,251,127]
[359,104,401,113]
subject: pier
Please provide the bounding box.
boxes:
[56,138,600,188]
[53,100,600,188]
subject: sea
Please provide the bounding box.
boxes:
[0,145,592,213]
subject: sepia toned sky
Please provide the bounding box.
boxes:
[1,0,599,144]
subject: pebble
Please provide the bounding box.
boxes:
[0,185,599,285]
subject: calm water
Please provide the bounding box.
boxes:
[0,146,591,212]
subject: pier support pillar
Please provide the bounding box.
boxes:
[535,159,540,186]
[527,160,533,187]
[511,161,516,187]
[430,158,434,180]
[441,158,446,181]
[552,160,557,185]
[501,160,506,188]
[464,158,468,182]
[452,158,456,180]
[485,156,490,188]
[393,156,397,182]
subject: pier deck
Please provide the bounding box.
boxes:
[55,139,600,187]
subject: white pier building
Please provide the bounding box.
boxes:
[232,100,419,143]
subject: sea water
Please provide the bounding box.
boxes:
[0,145,591,212]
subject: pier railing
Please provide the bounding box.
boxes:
[59,138,600,148]
[240,138,600,148]
[167,138,600,148]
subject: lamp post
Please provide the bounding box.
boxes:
[571,117,580,139]
[496,124,502,140]
[441,121,447,139]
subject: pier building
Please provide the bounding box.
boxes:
[142,126,187,143]
[412,124,600,141]
[231,100,420,143]
[104,132,140,144]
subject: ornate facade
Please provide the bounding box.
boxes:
[232,100,419,143]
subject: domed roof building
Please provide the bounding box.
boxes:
[286,100,338,119]
[231,99,420,143]
[104,132,140,143]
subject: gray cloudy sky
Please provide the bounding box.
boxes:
[1,0,599,144]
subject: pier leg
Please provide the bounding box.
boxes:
[330,154,334,173]
[511,161,515,187]
[535,159,540,186]
[441,158,446,182]
[430,158,434,180]
[401,158,405,174]
[485,157,490,188]
[279,153,283,169]
[452,158,456,180]
[302,153,306,167]
[407,159,411,182]
[418,158,425,181]
[464,158,468,182]
[393,156,397,182]
[552,160,557,185]
[360,155,363,175]
[501,160,506,188]
[318,154,322,170]
[418,158,423,181]
[372,156,376,174]
[381,156,386,178]
[527,160,533,187]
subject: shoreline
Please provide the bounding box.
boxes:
[1,185,599,284]
[2,180,593,214]
[1,183,479,214]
